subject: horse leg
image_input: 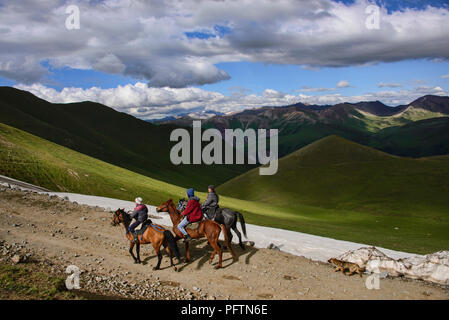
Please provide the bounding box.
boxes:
[165,244,176,270]
[129,242,138,263]
[184,242,191,263]
[231,224,244,250]
[208,232,222,269]
[206,236,217,265]
[152,243,162,270]
[136,242,142,263]
[212,241,223,269]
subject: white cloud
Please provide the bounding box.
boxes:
[378,82,403,88]
[337,80,351,88]
[14,82,448,120]
[442,74,449,79]
[1,0,449,86]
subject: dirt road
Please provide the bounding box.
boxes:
[0,186,447,300]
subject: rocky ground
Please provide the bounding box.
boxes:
[0,186,448,300]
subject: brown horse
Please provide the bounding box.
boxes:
[112,209,181,271]
[156,199,236,269]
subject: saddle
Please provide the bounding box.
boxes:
[136,218,153,235]
[203,205,220,220]
[186,221,200,231]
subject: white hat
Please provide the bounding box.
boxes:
[135,197,143,204]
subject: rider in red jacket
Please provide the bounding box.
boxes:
[178,188,202,242]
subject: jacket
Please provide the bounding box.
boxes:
[130,204,148,222]
[202,191,219,208]
[181,196,202,223]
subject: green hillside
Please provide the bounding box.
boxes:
[371,117,449,157]
[218,136,449,214]
[0,122,187,203]
[218,136,449,253]
[0,86,251,189]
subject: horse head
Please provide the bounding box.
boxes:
[156,199,177,213]
[112,208,129,226]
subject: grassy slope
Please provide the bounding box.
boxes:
[354,106,447,132]
[218,136,449,254]
[0,122,187,204]
[0,86,250,190]
[370,117,449,157]
[1,123,448,254]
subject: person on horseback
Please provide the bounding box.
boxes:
[128,197,148,242]
[201,185,219,219]
[178,188,202,243]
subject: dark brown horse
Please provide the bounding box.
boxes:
[112,209,180,271]
[156,199,236,269]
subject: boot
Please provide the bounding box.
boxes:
[184,234,192,243]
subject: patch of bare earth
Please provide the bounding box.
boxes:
[0,187,448,300]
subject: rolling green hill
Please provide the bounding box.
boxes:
[218,135,449,215]
[0,86,251,190]
[0,122,186,203]
[218,136,449,253]
[371,117,449,157]
[0,123,448,253]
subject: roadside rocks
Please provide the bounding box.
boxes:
[1,241,32,264]
[0,239,199,300]
[11,254,23,264]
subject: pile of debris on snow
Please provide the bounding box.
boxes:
[336,247,449,285]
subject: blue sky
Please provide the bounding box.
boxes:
[1,0,449,118]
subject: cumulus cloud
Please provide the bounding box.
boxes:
[337,80,351,88]
[1,0,449,86]
[14,82,448,120]
[378,82,403,88]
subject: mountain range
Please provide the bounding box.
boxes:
[163,95,449,158]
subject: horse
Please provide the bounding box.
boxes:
[156,199,236,269]
[178,199,247,250]
[112,208,181,271]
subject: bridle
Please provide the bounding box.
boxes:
[112,209,129,225]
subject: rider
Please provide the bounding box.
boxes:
[201,185,219,219]
[178,188,202,242]
[128,197,148,242]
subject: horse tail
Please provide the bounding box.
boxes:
[219,223,236,260]
[164,230,180,261]
[236,211,247,238]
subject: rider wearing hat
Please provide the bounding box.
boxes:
[128,197,148,242]
[201,185,219,219]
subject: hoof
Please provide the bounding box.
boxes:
[134,261,139,264]
[153,266,160,271]
[214,265,221,270]
[173,267,178,272]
